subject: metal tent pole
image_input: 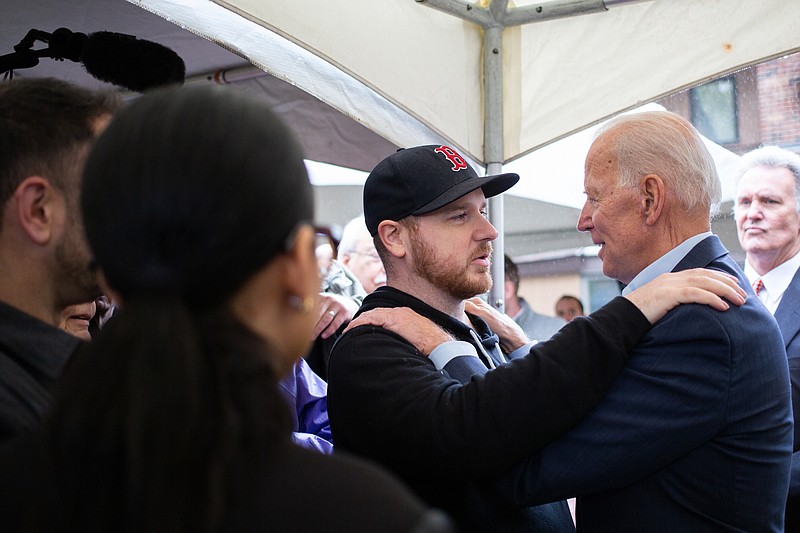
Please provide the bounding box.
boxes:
[415,0,653,311]
[484,21,507,310]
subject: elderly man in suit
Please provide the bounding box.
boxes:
[495,112,793,531]
[352,113,793,531]
[734,145,800,530]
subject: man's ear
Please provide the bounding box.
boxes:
[641,174,666,225]
[377,221,406,258]
[13,177,61,245]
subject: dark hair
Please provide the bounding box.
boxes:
[81,85,312,306]
[47,86,313,532]
[557,294,584,314]
[0,78,120,222]
[504,254,520,292]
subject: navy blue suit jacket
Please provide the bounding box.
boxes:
[496,236,793,532]
[775,266,800,529]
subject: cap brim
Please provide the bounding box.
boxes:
[411,172,520,216]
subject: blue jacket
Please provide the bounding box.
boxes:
[775,265,800,529]
[495,236,793,532]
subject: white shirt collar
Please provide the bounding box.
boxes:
[622,232,713,296]
[745,250,800,314]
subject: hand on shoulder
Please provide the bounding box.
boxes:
[344,307,454,356]
[626,268,746,324]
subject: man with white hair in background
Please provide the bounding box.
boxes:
[305,215,388,381]
[335,215,387,295]
[734,145,800,530]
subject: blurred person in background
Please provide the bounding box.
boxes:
[504,254,565,344]
[306,215,387,380]
[555,295,585,321]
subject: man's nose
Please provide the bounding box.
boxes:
[477,214,499,241]
[577,202,593,232]
[745,202,764,220]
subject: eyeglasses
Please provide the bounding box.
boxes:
[349,250,381,261]
[313,225,340,258]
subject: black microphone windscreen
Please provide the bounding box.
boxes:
[81,31,186,93]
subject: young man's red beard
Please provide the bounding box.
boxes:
[410,236,493,301]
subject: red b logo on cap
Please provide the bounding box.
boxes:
[434,145,468,171]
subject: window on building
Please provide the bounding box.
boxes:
[584,277,621,313]
[690,76,739,144]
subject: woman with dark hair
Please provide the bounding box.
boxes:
[0,86,452,532]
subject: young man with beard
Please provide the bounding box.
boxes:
[326,144,747,533]
[0,78,120,442]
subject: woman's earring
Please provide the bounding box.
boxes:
[288,295,314,314]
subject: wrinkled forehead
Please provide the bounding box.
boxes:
[584,136,619,187]
[586,132,616,166]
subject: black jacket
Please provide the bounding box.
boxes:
[0,433,455,533]
[0,302,80,443]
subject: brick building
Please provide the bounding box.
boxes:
[661,51,800,155]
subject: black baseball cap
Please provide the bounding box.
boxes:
[363,145,520,235]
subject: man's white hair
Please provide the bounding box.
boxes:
[596,110,721,218]
[337,215,372,261]
[734,145,800,214]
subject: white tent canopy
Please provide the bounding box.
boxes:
[135,0,800,165]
